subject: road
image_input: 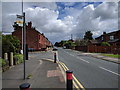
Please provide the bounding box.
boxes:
[57,48,119,88]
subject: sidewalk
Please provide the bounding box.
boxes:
[2,56,65,88]
[81,53,120,64]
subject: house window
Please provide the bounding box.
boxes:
[110,36,114,40]
[101,36,103,40]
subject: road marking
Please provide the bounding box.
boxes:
[76,57,90,63]
[42,58,85,89]
[73,75,85,90]
[73,80,80,90]
[63,50,89,63]
[99,67,120,76]
[59,61,85,90]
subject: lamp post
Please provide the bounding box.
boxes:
[23,12,26,80]
[16,12,26,80]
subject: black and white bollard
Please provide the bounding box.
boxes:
[54,52,57,63]
[66,70,73,90]
[19,83,30,90]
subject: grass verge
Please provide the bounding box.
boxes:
[101,54,120,59]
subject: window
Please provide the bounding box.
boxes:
[101,36,103,40]
[110,36,114,40]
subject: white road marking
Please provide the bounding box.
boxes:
[77,57,90,63]
[99,66,120,76]
[64,50,90,63]
[39,60,43,65]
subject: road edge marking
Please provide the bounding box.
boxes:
[41,58,85,90]
[59,61,85,90]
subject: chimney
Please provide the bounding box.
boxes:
[28,21,32,29]
[103,32,106,35]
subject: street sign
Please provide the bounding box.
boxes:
[16,20,23,24]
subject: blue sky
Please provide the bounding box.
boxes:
[56,2,103,19]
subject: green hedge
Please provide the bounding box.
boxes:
[0,58,7,67]
[101,42,111,46]
[14,54,23,64]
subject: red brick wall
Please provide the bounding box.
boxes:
[12,22,52,50]
[88,44,120,54]
[75,45,120,54]
[26,29,39,50]
[75,46,88,52]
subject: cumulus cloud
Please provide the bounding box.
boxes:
[25,7,74,35]
[2,2,118,43]
[74,2,118,38]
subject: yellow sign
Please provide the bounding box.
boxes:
[16,21,23,24]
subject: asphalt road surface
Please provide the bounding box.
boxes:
[57,48,119,88]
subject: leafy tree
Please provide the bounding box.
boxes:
[84,31,93,40]
[54,42,60,47]
[2,38,15,57]
[75,39,89,46]
[5,35,20,49]
[64,40,76,49]
[0,32,2,57]
[60,40,67,47]
[2,35,20,55]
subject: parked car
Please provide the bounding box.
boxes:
[53,48,58,51]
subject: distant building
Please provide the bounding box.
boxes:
[75,30,120,54]
[95,30,120,46]
[12,21,52,51]
[87,30,120,53]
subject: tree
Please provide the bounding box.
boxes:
[75,39,89,46]
[5,35,20,49]
[54,42,60,47]
[84,31,93,40]
[2,35,20,55]
[64,40,76,49]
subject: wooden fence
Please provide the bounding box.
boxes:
[75,45,120,54]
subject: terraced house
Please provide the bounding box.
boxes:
[12,21,52,51]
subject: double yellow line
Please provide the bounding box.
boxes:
[58,61,85,90]
[42,58,85,90]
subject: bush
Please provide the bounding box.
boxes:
[14,54,23,64]
[2,35,20,57]
[101,42,111,46]
[0,58,7,67]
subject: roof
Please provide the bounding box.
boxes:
[95,30,120,39]
[108,39,120,43]
[89,40,101,44]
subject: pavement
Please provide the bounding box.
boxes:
[2,51,65,89]
[81,52,120,64]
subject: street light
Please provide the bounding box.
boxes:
[16,12,26,80]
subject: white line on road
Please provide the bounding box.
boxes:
[99,66,120,76]
[64,50,89,63]
[77,57,90,63]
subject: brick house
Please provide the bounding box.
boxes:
[88,30,120,54]
[95,30,120,46]
[12,21,52,51]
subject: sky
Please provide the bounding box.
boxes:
[2,2,118,44]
